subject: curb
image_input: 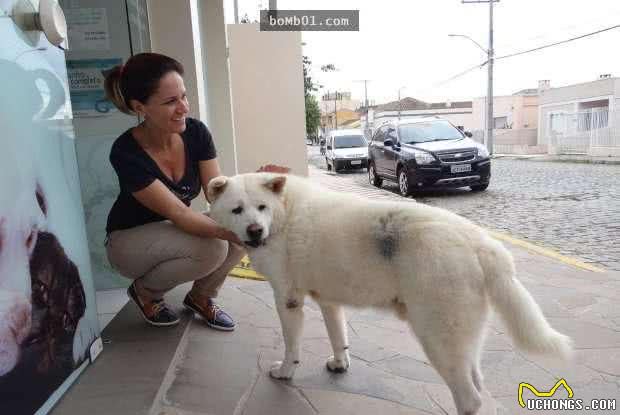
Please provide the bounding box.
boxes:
[492,154,620,165]
[488,230,606,273]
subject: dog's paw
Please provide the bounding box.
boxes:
[269,360,296,380]
[326,355,350,373]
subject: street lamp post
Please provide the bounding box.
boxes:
[488,0,494,155]
[450,0,497,155]
[449,29,494,154]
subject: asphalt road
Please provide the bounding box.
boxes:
[307,145,620,271]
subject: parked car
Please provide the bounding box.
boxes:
[368,117,490,195]
[325,129,368,172]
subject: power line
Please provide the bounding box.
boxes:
[432,60,488,88]
[431,23,620,91]
[496,24,620,60]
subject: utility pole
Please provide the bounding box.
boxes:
[333,91,338,129]
[320,63,339,130]
[354,80,370,110]
[462,0,498,155]
[354,80,371,136]
[488,0,494,155]
[269,0,277,20]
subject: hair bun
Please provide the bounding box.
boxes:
[103,64,133,115]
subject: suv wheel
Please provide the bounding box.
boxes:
[398,167,412,196]
[368,162,382,187]
[470,183,489,192]
[326,157,332,171]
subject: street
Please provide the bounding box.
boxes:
[307,145,620,271]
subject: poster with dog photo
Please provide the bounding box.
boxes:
[0,40,100,414]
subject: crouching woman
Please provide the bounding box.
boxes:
[103,53,244,330]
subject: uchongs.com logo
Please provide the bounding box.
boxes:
[518,379,617,411]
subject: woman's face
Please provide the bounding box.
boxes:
[135,71,189,134]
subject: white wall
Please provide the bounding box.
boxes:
[518,95,539,129]
[227,23,308,176]
[472,96,514,131]
[197,0,238,177]
[539,78,616,105]
[147,0,205,121]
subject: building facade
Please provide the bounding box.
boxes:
[538,77,620,156]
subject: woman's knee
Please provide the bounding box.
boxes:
[192,238,229,268]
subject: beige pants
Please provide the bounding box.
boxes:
[106,220,246,301]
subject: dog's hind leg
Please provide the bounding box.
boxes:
[269,293,305,380]
[319,303,350,373]
[406,301,487,415]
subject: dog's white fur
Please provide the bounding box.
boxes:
[0,149,44,376]
[208,173,573,415]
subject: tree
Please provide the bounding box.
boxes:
[302,56,320,137]
[305,94,320,136]
[302,55,316,97]
[302,57,336,138]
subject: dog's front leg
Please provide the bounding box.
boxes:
[320,304,350,373]
[269,293,304,380]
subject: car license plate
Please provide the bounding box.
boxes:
[450,164,471,173]
[350,160,361,165]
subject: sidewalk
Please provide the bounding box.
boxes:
[51,169,620,415]
[493,153,620,165]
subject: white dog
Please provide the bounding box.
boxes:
[207,173,572,415]
[0,150,45,376]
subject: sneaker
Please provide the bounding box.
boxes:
[183,293,235,331]
[127,282,180,327]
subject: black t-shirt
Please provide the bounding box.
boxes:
[106,118,216,234]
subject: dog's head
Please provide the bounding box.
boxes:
[207,173,287,249]
[0,167,46,376]
[28,231,87,373]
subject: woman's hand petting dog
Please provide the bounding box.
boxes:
[257,164,291,174]
[216,227,244,247]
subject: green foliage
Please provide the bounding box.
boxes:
[303,56,320,136]
[303,55,316,98]
[305,94,320,136]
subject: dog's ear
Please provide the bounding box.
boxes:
[36,182,47,216]
[264,176,286,194]
[207,176,228,202]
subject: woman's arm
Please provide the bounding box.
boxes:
[132,178,241,244]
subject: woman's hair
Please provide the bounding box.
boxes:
[103,53,184,115]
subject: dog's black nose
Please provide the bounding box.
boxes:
[246,224,263,241]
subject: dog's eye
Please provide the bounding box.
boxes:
[232,206,243,215]
[26,229,37,249]
[33,281,48,304]
[258,204,266,211]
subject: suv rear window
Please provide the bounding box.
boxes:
[399,120,463,144]
[334,135,366,148]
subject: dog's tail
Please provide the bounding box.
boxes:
[478,237,573,360]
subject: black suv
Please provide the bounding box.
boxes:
[368,117,491,196]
